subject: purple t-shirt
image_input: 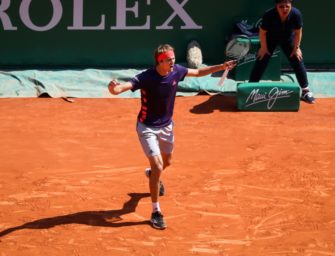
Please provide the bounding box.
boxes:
[130,64,188,127]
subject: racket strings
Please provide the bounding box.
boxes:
[225,41,250,60]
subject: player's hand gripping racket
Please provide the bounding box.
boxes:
[218,36,251,86]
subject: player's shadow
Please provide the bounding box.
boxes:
[0,192,150,238]
[190,94,238,114]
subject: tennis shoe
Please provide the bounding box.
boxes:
[301,90,316,104]
[150,211,167,230]
[144,168,165,196]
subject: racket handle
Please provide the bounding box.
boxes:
[218,68,229,86]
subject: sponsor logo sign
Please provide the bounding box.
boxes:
[0,0,202,31]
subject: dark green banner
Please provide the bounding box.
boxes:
[0,0,333,68]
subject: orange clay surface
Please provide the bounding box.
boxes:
[0,96,335,256]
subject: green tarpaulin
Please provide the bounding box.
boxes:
[0,68,334,98]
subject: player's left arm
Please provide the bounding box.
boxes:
[291,28,303,61]
[186,61,236,77]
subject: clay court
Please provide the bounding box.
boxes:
[0,96,334,255]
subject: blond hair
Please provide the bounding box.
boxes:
[154,44,175,65]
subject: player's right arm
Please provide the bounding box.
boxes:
[257,28,270,60]
[108,80,133,95]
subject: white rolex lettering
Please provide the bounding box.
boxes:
[19,0,62,31]
[0,0,17,30]
[68,0,105,30]
[156,0,202,30]
[1,0,202,31]
[111,0,150,30]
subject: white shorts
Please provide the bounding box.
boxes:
[136,121,174,157]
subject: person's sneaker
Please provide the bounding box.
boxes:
[144,168,165,196]
[301,90,316,104]
[150,211,167,230]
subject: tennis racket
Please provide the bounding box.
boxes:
[218,36,251,86]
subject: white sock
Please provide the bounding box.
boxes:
[152,202,161,213]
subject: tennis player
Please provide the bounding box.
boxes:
[108,44,236,229]
[249,0,315,104]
